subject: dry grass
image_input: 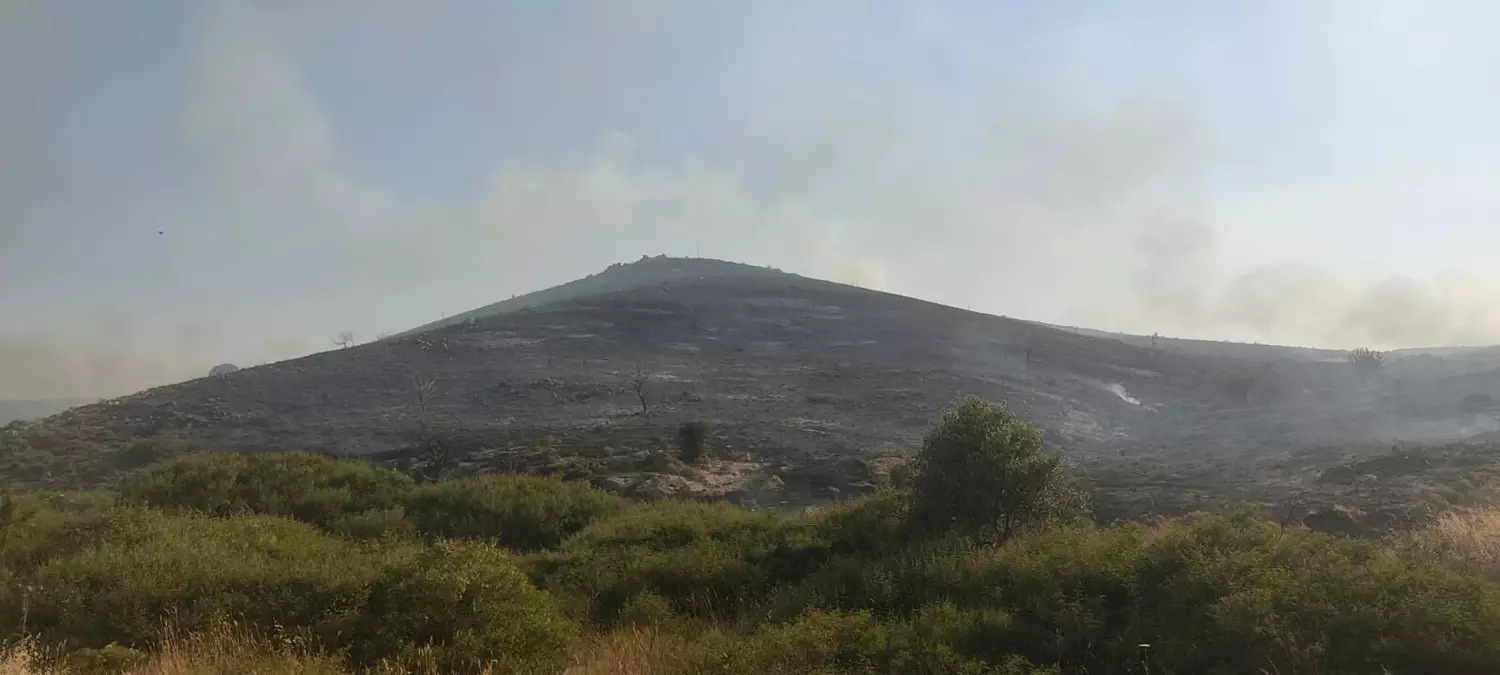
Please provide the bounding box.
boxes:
[563,628,684,675]
[0,622,341,675]
[0,622,566,675]
[1417,506,1500,576]
[127,622,342,675]
[0,639,60,675]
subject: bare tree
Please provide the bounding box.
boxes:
[333,330,356,349]
[628,362,654,419]
[1347,347,1385,377]
[413,425,459,483]
[405,373,457,481]
[411,374,438,422]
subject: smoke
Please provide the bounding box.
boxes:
[5,0,1500,400]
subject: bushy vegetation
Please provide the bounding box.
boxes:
[5,398,1500,674]
[348,542,575,673]
[405,475,626,551]
[118,452,415,533]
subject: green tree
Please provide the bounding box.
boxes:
[908,397,1086,542]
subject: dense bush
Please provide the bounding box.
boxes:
[539,500,829,624]
[405,475,625,551]
[910,397,1088,541]
[682,607,1047,675]
[778,510,1500,675]
[349,541,577,674]
[4,510,396,649]
[118,452,414,532]
[814,488,913,557]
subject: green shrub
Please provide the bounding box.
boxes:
[328,506,417,541]
[8,446,1500,675]
[405,475,626,551]
[676,421,709,463]
[814,489,912,557]
[65,644,150,674]
[9,510,402,649]
[349,541,577,674]
[118,452,414,531]
[682,608,1046,675]
[788,510,1500,675]
[616,591,681,630]
[0,500,154,575]
[541,500,829,623]
[910,397,1088,542]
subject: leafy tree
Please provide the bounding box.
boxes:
[908,397,1087,542]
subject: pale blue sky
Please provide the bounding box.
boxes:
[3,0,1500,398]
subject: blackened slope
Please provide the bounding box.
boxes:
[2,270,1233,490]
[396,256,793,338]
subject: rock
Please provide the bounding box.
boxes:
[760,474,786,494]
[629,474,701,500]
[208,363,240,377]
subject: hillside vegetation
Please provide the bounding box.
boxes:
[4,399,1500,675]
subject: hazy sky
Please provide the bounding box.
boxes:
[4,0,1500,399]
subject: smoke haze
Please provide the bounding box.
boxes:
[4,0,1500,399]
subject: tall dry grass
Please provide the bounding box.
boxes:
[1408,506,1500,580]
[0,639,58,675]
[0,622,341,675]
[562,628,683,675]
[0,621,562,675]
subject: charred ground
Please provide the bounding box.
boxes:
[6,257,1500,528]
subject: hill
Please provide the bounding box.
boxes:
[6,257,1500,525]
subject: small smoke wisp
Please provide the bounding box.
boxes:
[1107,382,1141,406]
